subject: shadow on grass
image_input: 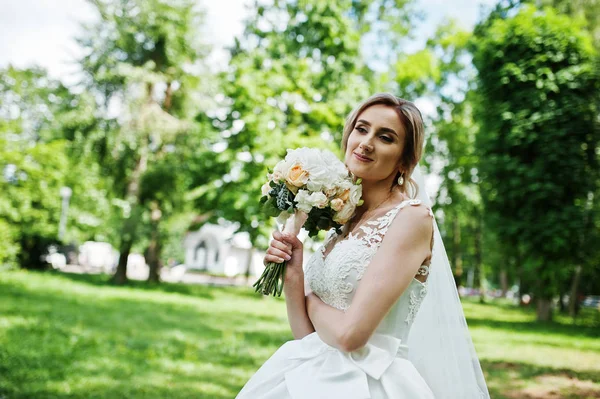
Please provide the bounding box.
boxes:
[0,272,290,399]
[466,317,600,339]
[49,271,218,300]
[463,297,600,329]
[482,359,600,399]
[51,270,277,302]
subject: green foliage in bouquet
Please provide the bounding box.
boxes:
[260,181,295,217]
[304,207,343,238]
[260,181,343,237]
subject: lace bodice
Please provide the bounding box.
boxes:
[304,199,434,343]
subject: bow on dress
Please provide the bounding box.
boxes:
[284,332,408,399]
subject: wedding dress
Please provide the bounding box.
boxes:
[237,199,437,399]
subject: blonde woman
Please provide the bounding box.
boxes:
[237,93,489,398]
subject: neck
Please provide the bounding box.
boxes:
[358,176,402,214]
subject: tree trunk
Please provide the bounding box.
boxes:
[536,298,553,321]
[113,134,149,283]
[499,268,508,297]
[163,81,173,112]
[245,247,256,284]
[113,239,132,285]
[147,204,162,283]
[558,291,566,313]
[515,244,524,305]
[568,265,582,318]
[474,217,485,303]
[453,216,463,288]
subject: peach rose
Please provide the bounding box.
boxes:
[286,163,309,187]
[330,198,344,212]
[333,201,355,224]
[338,188,350,202]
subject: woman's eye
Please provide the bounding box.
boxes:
[380,135,393,142]
[356,126,367,134]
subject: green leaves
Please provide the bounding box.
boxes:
[0,66,113,268]
[472,4,600,303]
[303,206,343,238]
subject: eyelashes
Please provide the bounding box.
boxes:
[355,126,393,143]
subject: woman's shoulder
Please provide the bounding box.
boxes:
[387,198,434,239]
[386,191,433,215]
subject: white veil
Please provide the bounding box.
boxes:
[407,165,490,398]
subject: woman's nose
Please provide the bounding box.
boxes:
[359,138,374,152]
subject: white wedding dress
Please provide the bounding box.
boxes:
[237,199,436,399]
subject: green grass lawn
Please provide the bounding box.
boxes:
[1,270,598,399]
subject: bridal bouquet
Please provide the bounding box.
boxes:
[253,147,363,296]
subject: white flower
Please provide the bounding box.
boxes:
[319,149,349,180]
[308,192,328,208]
[335,179,353,194]
[294,190,313,213]
[348,184,362,206]
[273,159,289,182]
[295,190,329,212]
[261,182,271,196]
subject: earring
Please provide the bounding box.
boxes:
[397,174,404,185]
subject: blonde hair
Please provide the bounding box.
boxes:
[341,93,425,198]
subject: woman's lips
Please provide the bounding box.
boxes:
[353,152,373,162]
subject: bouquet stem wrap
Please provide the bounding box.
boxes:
[253,210,308,297]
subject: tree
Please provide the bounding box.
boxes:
[393,21,491,296]
[193,0,421,249]
[472,5,600,320]
[419,23,484,291]
[0,66,110,268]
[534,0,600,50]
[532,0,600,317]
[77,0,210,283]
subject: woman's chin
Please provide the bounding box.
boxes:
[347,166,365,178]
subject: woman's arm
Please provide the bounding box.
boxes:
[284,266,315,339]
[268,231,315,339]
[305,292,346,350]
[306,205,433,352]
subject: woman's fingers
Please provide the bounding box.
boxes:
[274,231,302,250]
[270,238,292,256]
[266,246,291,261]
[263,233,293,265]
[263,230,303,265]
[281,233,303,249]
[264,249,290,264]
[264,254,287,265]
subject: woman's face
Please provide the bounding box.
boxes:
[344,104,406,183]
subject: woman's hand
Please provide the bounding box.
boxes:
[264,230,292,264]
[264,231,304,276]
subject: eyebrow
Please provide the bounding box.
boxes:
[357,119,399,137]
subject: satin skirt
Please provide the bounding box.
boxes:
[236,332,435,399]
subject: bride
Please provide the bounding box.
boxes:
[237,93,490,398]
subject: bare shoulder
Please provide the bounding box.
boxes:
[386,200,434,244]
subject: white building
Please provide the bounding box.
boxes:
[183,222,320,278]
[183,223,265,277]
